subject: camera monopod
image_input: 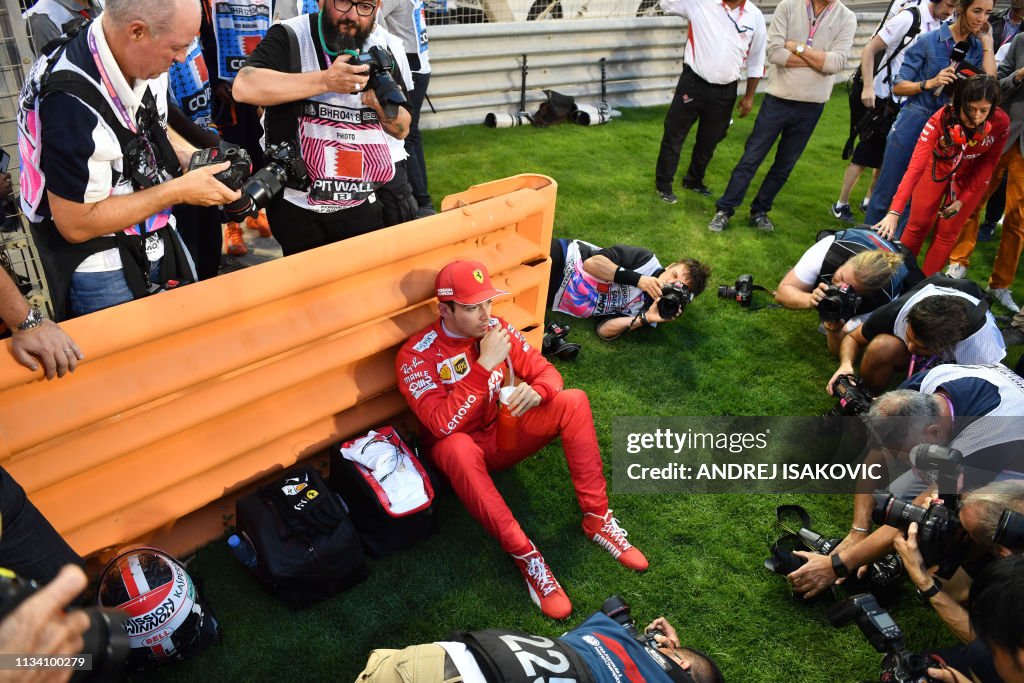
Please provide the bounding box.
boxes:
[571,58,622,126]
[484,54,533,128]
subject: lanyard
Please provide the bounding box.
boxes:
[723,0,749,34]
[805,0,834,47]
[1002,21,1022,48]
[907,353,940,379]
[87,28,137,134]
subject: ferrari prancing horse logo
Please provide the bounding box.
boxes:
[473,269,484,283]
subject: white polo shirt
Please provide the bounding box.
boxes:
[660,0,768,85]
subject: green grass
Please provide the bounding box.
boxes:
[142,90,1022,682]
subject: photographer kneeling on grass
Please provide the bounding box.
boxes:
[826,275,1004,396]
[357,596,724,683]
[776,227,922,355]
[547,238,711,339]
[788,363,1024,600]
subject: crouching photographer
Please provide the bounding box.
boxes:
[776,228,922,355]
[357,595,723,683]
[547,238,711,340]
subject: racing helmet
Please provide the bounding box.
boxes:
[97,546,221,668]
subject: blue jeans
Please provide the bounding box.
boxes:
[864,104,934,229]
[67,261,161,318]
[716,94,825,216]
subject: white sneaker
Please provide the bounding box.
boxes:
[944,263,968,279]
[988,287,1020,314]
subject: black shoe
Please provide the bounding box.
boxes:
[658,190,678,204]
[682,181,712,197]
[749,212,775,232]
[978,221,997,242]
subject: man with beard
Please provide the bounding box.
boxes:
[232,0,412,255]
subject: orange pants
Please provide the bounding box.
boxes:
[949,144,1024,288]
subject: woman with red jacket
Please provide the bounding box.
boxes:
[873,75,1009,275]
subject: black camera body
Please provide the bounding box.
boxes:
[829,374,874,417]
[657,282,694,319]
[718,274,754,307]
[0,568,130,680]
[601,596,670,663]
[188,142,251,191]
[995,508,1024,553]
[348,46,407,119]
[818,283,862,323]
[828,594,941,683]
[541,321,580,361]
[191,141,308,223]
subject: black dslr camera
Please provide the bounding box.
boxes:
[828,375,874,417]
[718,274,754,307]
[829,594,942,683]
[657,282,694,319]
[818,283,862,323]
[346,46,407,119]
[995,508,1024,553]
[190,141,309,223]
[0,568,131,680]
[541,321,580,361]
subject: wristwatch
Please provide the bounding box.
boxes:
[15,307,43,332]
[831,553,849,579]
[795,43,806,55]
[917,580,942,602]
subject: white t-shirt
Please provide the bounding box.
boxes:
[874,2,944,99]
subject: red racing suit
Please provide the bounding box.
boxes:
[395,316,608,554]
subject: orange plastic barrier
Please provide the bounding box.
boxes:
[0,174,556,560]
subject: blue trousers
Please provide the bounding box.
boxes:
[67,261,161,318]
[715,94,824,216]
[864,105,934,229]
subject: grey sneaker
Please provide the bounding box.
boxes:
[944,263,968,279]
[658,190,678,204]
[1002,326,1024,346]
[831,202,856,223]
[749,212,775,232]
[988,287,1021,314]
[708,210,730,232]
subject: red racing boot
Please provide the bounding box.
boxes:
[511,543,572,620]
[583,510,649,572]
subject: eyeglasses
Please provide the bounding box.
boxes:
[333,0,377,15]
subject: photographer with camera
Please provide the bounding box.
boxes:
[776,227,921,354]
[232,0,413,256]
[357,596,723,683]
[547,238,711,339]
[826,274,1004,396]
[17,0,243,321]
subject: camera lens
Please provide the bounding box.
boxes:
[244,164,288,212]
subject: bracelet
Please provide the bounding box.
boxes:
[887,210,901,217]
[920,80,928,92]
[639,311,650,326]
[852,525,870,534]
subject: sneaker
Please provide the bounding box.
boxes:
[682,181,712,197]
[1002,326,1024,346]
[658,190,678,204]
[511,544,572,619]
[708,210,730,232]
[224,222,248,257]
[245,211,272,238]
[944,263,968,279]
[749,212,775,232]
[831,202,856,223]
[583,510,649,572]
[978,221,997,243]
[988,287,1021,314]
[860,196,870,212]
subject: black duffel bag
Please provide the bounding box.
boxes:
[235,465,368,609]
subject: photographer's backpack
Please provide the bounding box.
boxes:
[843,5,922,159]
[329,426,439,558]
[235,465,368,609]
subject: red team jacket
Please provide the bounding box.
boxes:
[395,317,563,442]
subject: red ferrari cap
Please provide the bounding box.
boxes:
[435,260,508,304]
